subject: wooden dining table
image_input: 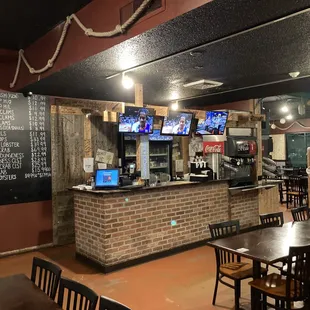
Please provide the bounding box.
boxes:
[207,220,310,310]
[0,274,61,310]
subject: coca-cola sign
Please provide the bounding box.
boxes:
[203,141,224,154]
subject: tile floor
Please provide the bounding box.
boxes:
[0,205,293,310]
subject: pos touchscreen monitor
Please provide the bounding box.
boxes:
[95,169,119,189]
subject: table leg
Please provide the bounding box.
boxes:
[251,260,262,310]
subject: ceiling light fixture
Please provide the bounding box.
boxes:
[171,101,179,111]
[122,73,134,89]
[281,106,289,113]
[271,124,276,130]
[289,71,300,78]
[280,118,286,124]
[170,91,179,100]
[286,114,293,120]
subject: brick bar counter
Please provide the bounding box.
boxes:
[72,181,259,272]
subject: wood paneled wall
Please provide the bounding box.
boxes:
[51,99,119,245]
[51,111,85,245]
[90,116,118,167]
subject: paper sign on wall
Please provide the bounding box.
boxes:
[83,158,94,173]
[95,148,114,165]
[98,163,107,169]
[175,160,184,172]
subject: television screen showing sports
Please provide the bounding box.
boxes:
[196,111,228,135]
[118,107,154,134]
[161,112,193,136]
[95,169,119,188]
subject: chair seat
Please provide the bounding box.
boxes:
[249,273,301,299]
[220,262,267,280]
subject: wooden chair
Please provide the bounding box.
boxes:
[57,278,98,310]
[31,257,62,300]
[260,212,285,270]
[100,296,131,310]
[291,206,310,222]
[249,244,310,309]
[286,176,308,209]
[209,220,267,310]
[278,180,288,204]
[260,212,284,228]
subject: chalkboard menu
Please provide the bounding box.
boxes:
[0,92,51,205]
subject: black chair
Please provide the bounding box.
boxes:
[249,245,310,309]
[291,206,310,222]
[100,296,131,310]
[286,176,308,209]
[260,212,284,227]
[57,278,98,310]
[31,257,62,300]
[209,220,267,310]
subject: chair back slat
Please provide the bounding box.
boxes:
[99,296,131,310]
[209,220,240,266]
[286,245,310,300]
[58,277,98,310]
[291,206,310,222]
[260,212,284,227]
[31,257,62,300]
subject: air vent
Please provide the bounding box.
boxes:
[183,79,223,90]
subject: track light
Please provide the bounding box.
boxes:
[23,91,33,97]
[171,101,179,111]
[281,106,289,113]
[122,73,134,89]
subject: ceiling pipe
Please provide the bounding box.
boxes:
[106,7,310,80]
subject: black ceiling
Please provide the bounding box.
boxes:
[261,94,310,121]
[19,0,310,108]
[0,0,91,50]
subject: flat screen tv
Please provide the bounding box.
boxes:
[195,111,228,135]
[118,107,154,134]
[161,111,193,136]
[95,169,119,189]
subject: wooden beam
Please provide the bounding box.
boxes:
[135,84,143,171]
[181,137,189,174]
[51,105,83,115]
[135,84,143,108]
[226,120,257,129]
[84,117,92,158]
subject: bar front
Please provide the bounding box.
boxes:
[72,180,260,272]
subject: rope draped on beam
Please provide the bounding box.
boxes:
[9,0,154,88]
[273,120,310,131]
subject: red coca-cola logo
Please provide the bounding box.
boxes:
[203,141,224,154]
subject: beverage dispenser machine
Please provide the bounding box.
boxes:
[223,136,257,187]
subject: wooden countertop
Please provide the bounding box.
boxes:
[70,179,228,195]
